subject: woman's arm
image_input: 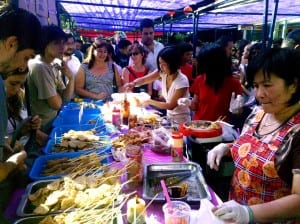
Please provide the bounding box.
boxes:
[125,69,160,90]
[114,63,123,88]
[147,87,188,110]
[190,94,199,111]
[121,67,130,85]
[147,83,152,96]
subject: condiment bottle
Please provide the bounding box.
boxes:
[112,106,121,127]
[127,195,146,224]
[122,93,130,125]
[171,131,183,162]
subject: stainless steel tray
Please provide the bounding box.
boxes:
[142,162,211,203]
[17,178,124,218]
[14,216,45,224]
[14,213,123,224]
[17,179,57,217]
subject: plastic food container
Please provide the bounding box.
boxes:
[29,152,111,180]
[43,137,111,154]
[52,113,103,127]
[49,124,107,139]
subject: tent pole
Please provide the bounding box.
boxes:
[262,0,269,49]
[267,0,279,48]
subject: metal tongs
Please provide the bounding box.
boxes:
[149,170,192,191]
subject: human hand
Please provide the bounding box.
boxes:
[13,140,24,153]
[94,92,108,100]
[141,99,150,107]
[23,115,42,132]
[207,143,229,171]
[7,150,27,171]
[229,92,244,114]
[177,98,191,107]
[61,61,74,80]
[123,82,135,91]
[212,200,252,224]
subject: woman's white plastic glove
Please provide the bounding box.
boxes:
[212,200,252,224]
[207,143,229,171]
[177,98,191,107]
[229,92,244,114]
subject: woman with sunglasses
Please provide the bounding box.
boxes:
[75,42,123,100]
[122,43,152,95]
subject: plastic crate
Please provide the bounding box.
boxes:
[43,137,111,154]
[49,124,107,139]
[29,152,112,180]
[63,100,104,110]
[59,107,101,117]
[52,113,104,128]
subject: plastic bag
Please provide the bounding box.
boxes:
[151,127,172,154]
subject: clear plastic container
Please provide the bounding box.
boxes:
[125,145,143,186]
[163,201,191,224]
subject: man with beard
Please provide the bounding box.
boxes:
[62,33,81,78]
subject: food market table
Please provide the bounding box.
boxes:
[120,146,223,223]
[8,99,224,223]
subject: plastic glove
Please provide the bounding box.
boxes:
[229,92,244,114]
[212,200,251,224]
[207,143,229,171]
[177,98,191,106]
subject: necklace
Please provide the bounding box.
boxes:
[255,108,300,138]
[260,114,281,128]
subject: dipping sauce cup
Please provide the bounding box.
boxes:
[163,200,191,224]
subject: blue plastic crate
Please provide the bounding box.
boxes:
[43,137,111,154]
[49,124,107,139]
[29,152,112,180]
[52,113,104,128]
[64,99,104,109]
[59,107,101,117]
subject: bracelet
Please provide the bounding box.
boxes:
[246,206,254,223]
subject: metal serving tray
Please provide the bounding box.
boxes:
[143,162,211,203]
[14,211,123,224]
[17,178,123,218]
[14,216,45,224]
[17,179,56,217]
[14,212,123,224]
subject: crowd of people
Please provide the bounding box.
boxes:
[0,2,300,224]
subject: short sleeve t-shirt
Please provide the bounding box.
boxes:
[191,74,243,121]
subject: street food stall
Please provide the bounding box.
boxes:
[11,94,225,224]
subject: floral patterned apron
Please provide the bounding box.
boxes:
[230,109,300,206]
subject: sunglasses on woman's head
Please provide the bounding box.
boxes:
[129,52,140,56]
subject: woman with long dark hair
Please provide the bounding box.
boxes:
[189,43,243,121]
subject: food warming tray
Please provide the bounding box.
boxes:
[143,162,211,203]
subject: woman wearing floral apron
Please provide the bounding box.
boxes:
[207,48,300,224]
